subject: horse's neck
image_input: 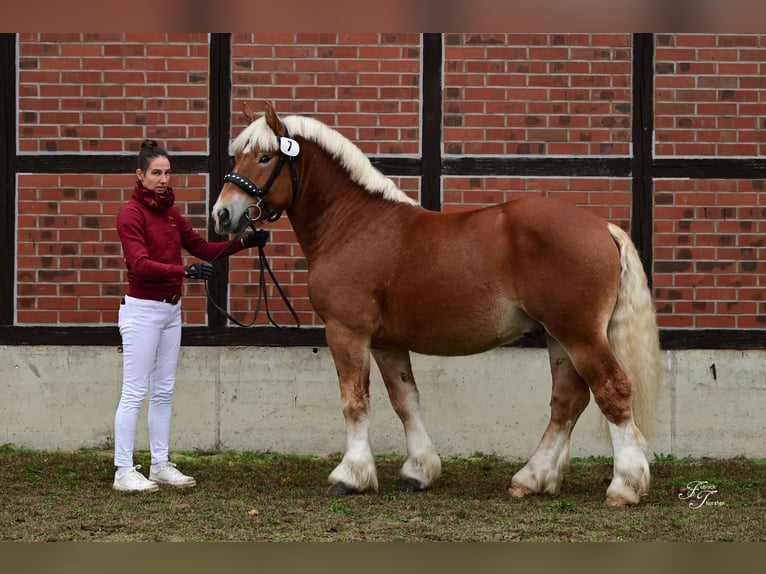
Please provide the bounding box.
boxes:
[288,155,407,261]
[289,186,373,256]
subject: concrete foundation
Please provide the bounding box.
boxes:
[1,344,764,459]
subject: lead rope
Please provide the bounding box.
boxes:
[203,219,301,329]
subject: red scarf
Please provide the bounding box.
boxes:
[133,181,175,211]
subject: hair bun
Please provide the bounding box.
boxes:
[137,138,169,171]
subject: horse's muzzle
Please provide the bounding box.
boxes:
[213,207,231,234]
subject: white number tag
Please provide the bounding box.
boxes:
[280,137,300,157]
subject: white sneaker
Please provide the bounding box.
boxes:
[112,465,160,493]
[149,462,196,488]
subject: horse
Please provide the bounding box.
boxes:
[212,102,661,506]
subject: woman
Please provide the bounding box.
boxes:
[113,139,264,493]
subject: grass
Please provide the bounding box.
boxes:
[0,445,764,542]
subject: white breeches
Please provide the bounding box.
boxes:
[114,295,182,468]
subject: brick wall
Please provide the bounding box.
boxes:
[653,34,766,328]
[443,33,632,155]
[18,33,210,153]
[654,178,766,328]
[11,33,766,330]
[655,34,766,156]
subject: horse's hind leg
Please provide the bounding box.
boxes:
[563,338,650,506]
[371,348,441,491]
[325,324,378,495]
[510,337,590,497]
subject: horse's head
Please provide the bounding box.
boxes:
[212,101,300,234]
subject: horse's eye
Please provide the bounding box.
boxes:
[258,155,271,164]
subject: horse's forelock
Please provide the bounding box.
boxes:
[230,117,279,156]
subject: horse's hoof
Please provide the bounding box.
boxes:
[605,496,632,507]
[509,485,533,498]
[327,482,358,496]
[397,478,426,492]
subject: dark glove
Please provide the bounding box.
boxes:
[185,262,213,280]
[242,229,270,249]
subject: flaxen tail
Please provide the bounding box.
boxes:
[606,223,662,438]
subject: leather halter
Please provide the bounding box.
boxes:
[223,130,299,223]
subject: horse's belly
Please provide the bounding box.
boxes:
[373,303,539,356]
[408,336,522,357]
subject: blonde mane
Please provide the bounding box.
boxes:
[230,114,418,205]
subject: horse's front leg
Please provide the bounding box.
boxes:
[325,323,378,495]
[372,348,441,491]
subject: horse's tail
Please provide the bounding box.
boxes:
[605,223,662,438]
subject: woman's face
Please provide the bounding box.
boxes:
[137,156,171,193]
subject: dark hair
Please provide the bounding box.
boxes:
[137,139,170,172]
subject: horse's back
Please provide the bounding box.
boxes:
[407,195,619,291]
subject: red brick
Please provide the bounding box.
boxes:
[696,315,737,328]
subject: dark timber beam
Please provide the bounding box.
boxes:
[631,33,655,287]
[0,34,16,326]
[421,33,443,212]
[206,33,233,328]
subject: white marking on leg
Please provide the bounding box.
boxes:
[511,422,571,495]
[399,390,441,487]
[606,419,649,505]
[328,414,378,492]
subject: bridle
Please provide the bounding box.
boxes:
[222,129,300,224]
[204,129,302,329]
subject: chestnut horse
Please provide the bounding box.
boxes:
[212,102,661,506]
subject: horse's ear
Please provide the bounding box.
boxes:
[264,101,285,136]
[242,102,255,124]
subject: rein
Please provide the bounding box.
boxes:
[205,130,302,329]
[204,221,300,329]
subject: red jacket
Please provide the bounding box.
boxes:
[117,194,246,301]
